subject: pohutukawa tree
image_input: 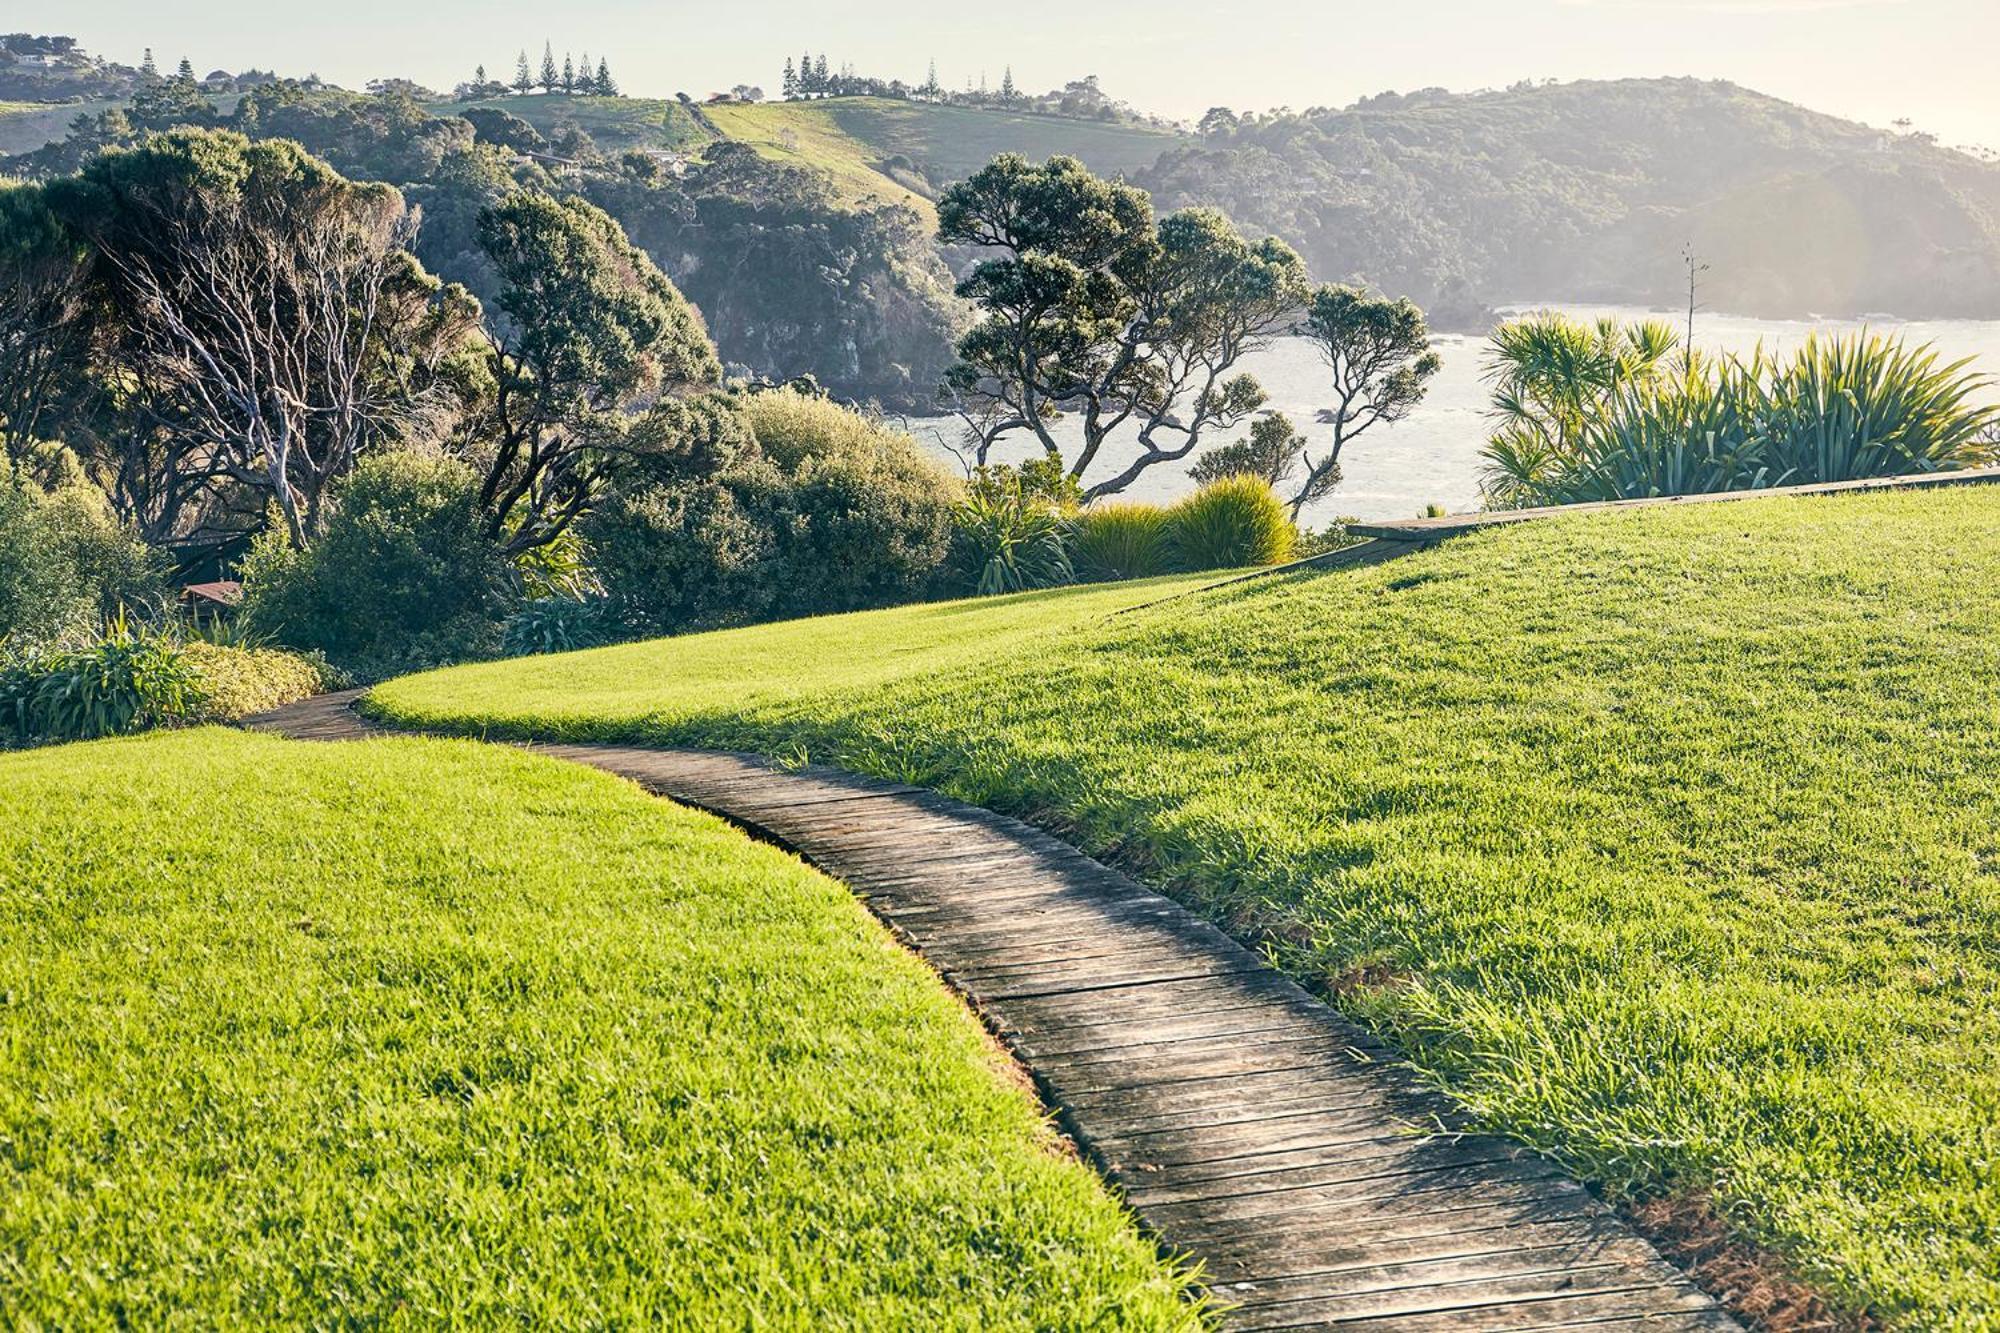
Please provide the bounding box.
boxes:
[937,154,1309,500]
[0,182,93,458]
[473,191,721,553]
[47,130,480,548]
[1288,284,1442,517]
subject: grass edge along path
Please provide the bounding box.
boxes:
[366,487,2000,1327]
[256,690,1741,1330]
[0,727,1204,1327]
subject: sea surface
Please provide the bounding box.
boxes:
[894,305,2000,524]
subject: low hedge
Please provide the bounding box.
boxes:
[182,641,339,722]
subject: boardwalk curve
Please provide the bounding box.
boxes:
[246,692,1738,1331]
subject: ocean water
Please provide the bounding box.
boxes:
[895,305,2000,523]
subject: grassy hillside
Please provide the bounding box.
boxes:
[372,486,2000,1326]
[437,93,710,153]
[704,97,1188,220]
[0,729,1199,1325]
[0,99,117,155]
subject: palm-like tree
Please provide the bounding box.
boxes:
[1479,314,1678,507]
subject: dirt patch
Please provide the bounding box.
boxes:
[1323,959,1415,997]
[1626,1192,1877,1332]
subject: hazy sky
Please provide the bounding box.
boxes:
[25,0,2000,148]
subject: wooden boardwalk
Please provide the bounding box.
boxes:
[247,693,1738,1330]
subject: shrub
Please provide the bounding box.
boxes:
[741,390,961,607]
[952,491,1074,595]
[1296,519,1365,559]
[587,393,961,633]
[1165,475,1297,571]
[0,615,204,743]
[1758,335,1998,482]
[181,641,334,721]
[584,466,782,632]
[0,462,164,657]
[1485,334,2000,507]
[1071,502,1171,581]
[501,593,620,656]
[239,454,514,679]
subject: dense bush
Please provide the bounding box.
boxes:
[1071,502,1172,581]
[585,393,960,633]
[238,454,515,678]
[738,391,961,606]
[0,461,164,656]
[1165,476,1297,571]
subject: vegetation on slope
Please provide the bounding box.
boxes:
[1143,77,2000,319]
[0,728,1199,1325]
[372,486,2000,1325]
[704,99,937,221]
[0,99,120,155]
[436,93,709,153]
[703,96,1188,219]
[3,86,962,408]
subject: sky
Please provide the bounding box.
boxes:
[22,0,2000,149]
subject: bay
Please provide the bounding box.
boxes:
[894,305,2000,523]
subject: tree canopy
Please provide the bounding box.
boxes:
[474,190,721,551]
[939,154,1308,498]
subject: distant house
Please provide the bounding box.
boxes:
[202,69,234,92]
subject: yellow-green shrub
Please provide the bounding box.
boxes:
[1071,502,1172,581]
[1165,475,1297,571]
[183,641,335,722]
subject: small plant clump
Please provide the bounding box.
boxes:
[1163,475,1296,570]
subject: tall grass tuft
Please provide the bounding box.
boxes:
[1071,502,1172,581]
[1165,476,1297,571]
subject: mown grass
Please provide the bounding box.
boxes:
[0,728,1200,1326]
[808,98,1186,184]
[0,99,119,155]
[371,486,2000,1326]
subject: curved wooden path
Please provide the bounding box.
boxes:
[246,692,1738,1331]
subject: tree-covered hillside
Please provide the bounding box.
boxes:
[1143,78,2000,320]
[8,72,1998,400]
[3,84,963,408]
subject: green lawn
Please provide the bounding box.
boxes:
[807,98,1187,185]
[703,99,940,221]
[371,487,2000,1326]
[0,729,1199,1326]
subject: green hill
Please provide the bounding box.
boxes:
[433,93,710,155]
[701,97,1188,221]
[1142,77,2000,319]
[0,100,116,156]
[0,98,146,158]
[374,484,2000,1326]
